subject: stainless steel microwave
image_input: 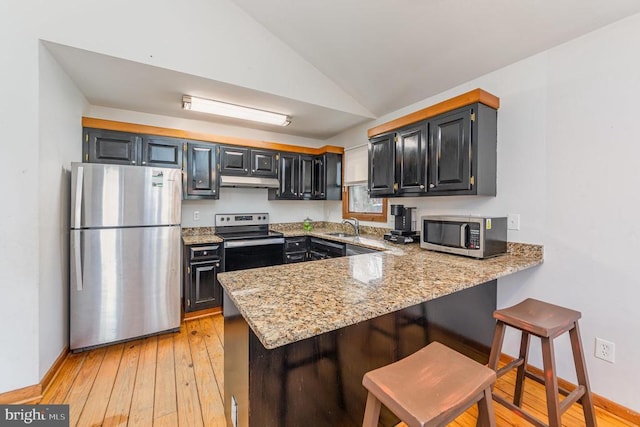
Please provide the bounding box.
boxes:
[420,215,507,258]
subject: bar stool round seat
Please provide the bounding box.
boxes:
[487,298,597,427]
[362,341,497,427]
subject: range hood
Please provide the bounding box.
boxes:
[219,175,280,188]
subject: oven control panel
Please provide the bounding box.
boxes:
[215,213,270,226]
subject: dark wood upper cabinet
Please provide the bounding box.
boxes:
[186,142,219,199]
[369,124,427,197]
[312,156,326,199]
[299,155,314,199]
[428,108,471,192]
[251,149,278,178]
[368,133,396,196]
[85,129,184,169]
[323,153,342,201]
[84,126,341,201]
[275,152,299,199]
[219,146,249,175]
[269,153,341,200]
[141,136,183,168]
[427,104,496,196]
[84,129,140,165]
[396,123,427,194]
[368,102,496,197]
[220,146,278,178]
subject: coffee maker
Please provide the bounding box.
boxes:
[384,204,420,244]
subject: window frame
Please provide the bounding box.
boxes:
[342,183,388,222]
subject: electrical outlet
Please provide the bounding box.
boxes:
[595,337,615,363]
[507,214,520,230]
[193,210,200,221]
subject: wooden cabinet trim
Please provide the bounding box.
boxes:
[367,88,499,138]
[83,117,344,155]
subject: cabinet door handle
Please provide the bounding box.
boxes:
[131,160,136,165]
[429,183,435,188]
[245,168,248,172]
[72,230,83,291]
[73,166,84,230]
[142,161,146,165]
[420,184,425,189]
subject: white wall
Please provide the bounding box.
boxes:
[38,45,87,378]
[41,0,370,117]
[182,192,326,227]
[0,2,41,392]
[328,14,640,410]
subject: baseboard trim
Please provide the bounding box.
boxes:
[499,353,640,425]
[40,346,70,395]
[183,306,222,321]
[0,347,69,405]
[0,384,41,405]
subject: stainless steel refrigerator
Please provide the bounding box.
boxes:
[70,162,182,351]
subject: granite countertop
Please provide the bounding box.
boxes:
[217,228,543,350]
[182,227,223,245]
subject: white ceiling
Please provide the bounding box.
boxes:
[47,1,640,140]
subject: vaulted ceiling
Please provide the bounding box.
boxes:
[48,0,640,139]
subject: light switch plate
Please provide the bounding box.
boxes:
[193,210,200,221]
[507,214,520,230]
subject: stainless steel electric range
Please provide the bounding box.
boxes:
[215,213,285,271]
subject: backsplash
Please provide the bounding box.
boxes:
[182,222,392,237]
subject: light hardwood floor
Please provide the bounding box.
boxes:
[40,315,634,426]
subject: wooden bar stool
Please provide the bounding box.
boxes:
[362,341,496,427]
[487,298,597,427]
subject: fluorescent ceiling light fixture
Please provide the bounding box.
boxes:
[182,95,291,127]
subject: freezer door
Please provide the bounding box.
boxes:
[70,226,181,350]
[71,162,182,228]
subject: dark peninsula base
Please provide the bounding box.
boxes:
[224,280,497,427]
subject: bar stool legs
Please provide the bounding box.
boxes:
[570,322,597,424]
[488,298,597,427]
[362,393,381,427]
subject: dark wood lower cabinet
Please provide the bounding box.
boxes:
[184,244,223,312]
[188,260,221,311]
[224,280,497,427]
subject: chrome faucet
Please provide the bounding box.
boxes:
[342,217,360,236]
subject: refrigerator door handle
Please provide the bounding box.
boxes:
[73,166,84,229]
[72,232,83,291]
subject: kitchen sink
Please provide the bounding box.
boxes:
[325,232,356,238]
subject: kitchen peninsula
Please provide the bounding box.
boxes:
[218,230,543,427]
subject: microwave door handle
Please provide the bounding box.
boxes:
[460,223,468,248]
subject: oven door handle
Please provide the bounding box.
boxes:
[224,237,285,248]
